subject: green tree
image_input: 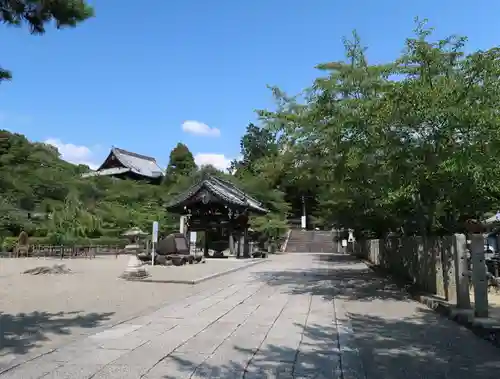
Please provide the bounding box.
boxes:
[258,19,500,237]
[47,191,101,244]
[1,0,94,82]
[164,143,196,186]
[231,123,278,176]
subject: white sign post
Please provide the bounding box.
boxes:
[152,221,159,266]
[190,231,197,256]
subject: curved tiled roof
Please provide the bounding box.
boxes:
[166,175,268,214]
[110,147,164,178]
[85,147,164,179]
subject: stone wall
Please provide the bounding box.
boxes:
[354,236,457,302]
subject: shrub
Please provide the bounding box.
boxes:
[2,237,18,251]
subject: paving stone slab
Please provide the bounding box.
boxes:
[89,323,143,340]
[69,348,129,366]
[143,352,209,379]
[41,340,99,363]
[91,364,148,379]
[0,360,63,379]
[218,304,260,323]
[41,363,104,379]
[175,327,234,354]
[245,360,295,379]
[192,364,245,379]
[195,348,252,372]
[95,335,150,350]
[1,254,356,379]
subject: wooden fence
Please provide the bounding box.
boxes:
[1,244,126,259]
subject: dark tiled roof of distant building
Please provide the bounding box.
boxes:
[81,147,164,179]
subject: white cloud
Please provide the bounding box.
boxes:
[44,138,100,169]
[182,120,220,137]
[194,153,232,171]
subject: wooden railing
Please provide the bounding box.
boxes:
[2,244,128,259]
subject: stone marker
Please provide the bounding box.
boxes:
[120,255,149,280]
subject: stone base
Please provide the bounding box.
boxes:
[120,268,150,280]
[120,258,149,280]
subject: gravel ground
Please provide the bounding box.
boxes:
[0,256,259,363]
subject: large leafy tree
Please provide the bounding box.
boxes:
[1,0,94,82]
[164,143,197,186]
[231,123,278,176]
[259,19,500,237]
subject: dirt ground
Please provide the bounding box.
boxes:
[0,256,257,365]
[0,256,253,314]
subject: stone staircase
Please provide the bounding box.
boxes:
[285,230,334,253]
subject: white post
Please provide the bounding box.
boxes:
[151,241,155,266]
[190,231,197,256]
[179,216,185,234]
[301,195,306,229]
[152,221,159,266]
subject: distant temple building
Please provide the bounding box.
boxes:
[81,147,164,184]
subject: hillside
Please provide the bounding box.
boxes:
[0,130,178,246]
[0,130,289,248]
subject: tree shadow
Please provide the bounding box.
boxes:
[0,310,115,358]
[148,253,500,378]
[157,312,500,378]
[162,322,339,378]
[253,253,410,303]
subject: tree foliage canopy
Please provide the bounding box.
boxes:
[258,19,500,237]
[3,18,500,244]
[1,0,94,81]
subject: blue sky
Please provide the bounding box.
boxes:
[1,0,499,170]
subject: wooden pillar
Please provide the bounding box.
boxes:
[204,229,209,258]
[332,229,338,254]
[243,227,250,258]
[236,232,242,258]
[229,232,235,255]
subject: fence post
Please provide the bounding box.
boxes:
[453,233,471,309]
[337,229,343,254]
[470,233,488,317]
[332,229,338,254]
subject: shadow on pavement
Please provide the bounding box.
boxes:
[0,310,115,358]
[164,323,338,378]
[254,253,410,303]
[159,254,500,378]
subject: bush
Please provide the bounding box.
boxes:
[29,236,50,245]
[2,237,18,251]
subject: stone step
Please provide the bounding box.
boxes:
[285,230,334,253]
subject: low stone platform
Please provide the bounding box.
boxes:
[144,258,266,284]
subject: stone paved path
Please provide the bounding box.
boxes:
[2,253,500,378]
